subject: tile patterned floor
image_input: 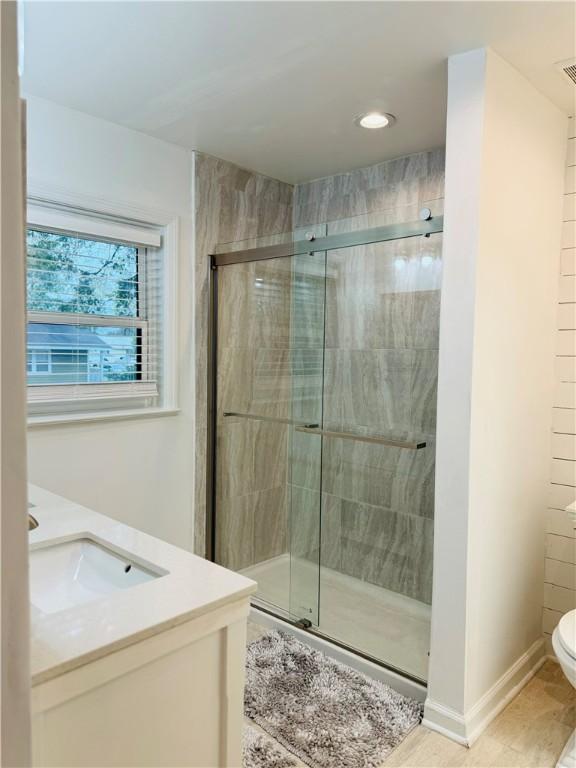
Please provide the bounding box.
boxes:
[245,623,575,768]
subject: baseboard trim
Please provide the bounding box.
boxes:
[423,637,547,747]
[465,637,546,745]
[422,700,469,745]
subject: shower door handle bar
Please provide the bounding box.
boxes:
[294,426,426,450]
[223,411,319,428]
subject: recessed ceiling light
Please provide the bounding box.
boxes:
[355,112,396,130]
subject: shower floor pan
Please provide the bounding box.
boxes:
[242,553,431,682]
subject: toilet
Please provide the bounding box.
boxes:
[553,609,576,768]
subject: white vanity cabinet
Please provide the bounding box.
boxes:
[29,486,256,768]
[32,602,249,767]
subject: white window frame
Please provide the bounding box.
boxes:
[27,349,52,374]
[26,192,179,426]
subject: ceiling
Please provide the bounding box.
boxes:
[22,1,575,184]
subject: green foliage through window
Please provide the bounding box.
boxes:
[27,229,138,317]
[26,230,142,386]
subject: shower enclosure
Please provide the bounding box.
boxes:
[207,211,443,683]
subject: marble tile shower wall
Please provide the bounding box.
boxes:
[215,257,295,570]
[292,149,445,604]
[215,251,328,573]
[293,150,445,228]
[196,148,444,607]
[193,153,293,557]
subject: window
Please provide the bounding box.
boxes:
[26,210,166,418]
[27,350,52,374]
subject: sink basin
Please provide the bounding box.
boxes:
[30,537,161,614]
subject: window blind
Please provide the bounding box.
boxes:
[26,224,164,415]
[27,203,162,248]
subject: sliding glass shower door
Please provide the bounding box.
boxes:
[212,216,442,681]
[214,251,326,626]
[318,231,441,680]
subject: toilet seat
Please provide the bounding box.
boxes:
[558,611,576,661]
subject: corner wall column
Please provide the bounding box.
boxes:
[425,47,567,745]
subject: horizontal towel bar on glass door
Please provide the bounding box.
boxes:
[294,426,426,450]
[223,412,426,449]
[223,411,319,428]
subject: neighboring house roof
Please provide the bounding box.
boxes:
[28,324,111,349]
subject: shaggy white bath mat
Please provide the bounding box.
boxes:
[243,724,299,768]
[244,630,423,768]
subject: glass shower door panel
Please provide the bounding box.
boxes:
[214,253,325,626]
[287,252,326,625]
[319,232,442,680]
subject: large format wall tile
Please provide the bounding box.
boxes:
[218,262,292,350]
[216,421,255,500]
[253,422,288,492]
[217,421,288,500]
[294,149,445,228]
[288,429,322,491]
[332,349,414,433]
[341,500,434,603]
[200,148,443,611]
[321,493,343,572]
[321,435,435,519]
[411,350,439,434]
[217,486,288,571]
[288,484,321,561]
[254,486,288,563]
[392,441,436,520]
[216,346,254,418]
[324,238,442,353]
[210,171,299,575]
[195,153,293,556]
[292,148,444,605]
[217,347,296,422]
[216,492,255,571]
[322,350,439,442]
[252,349,293,418]
[411,290,441,349]
[325,241,419,351]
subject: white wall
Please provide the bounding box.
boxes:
[25,96,195,549]
[426,48,567,744]
[426,49,484,726]
[543,121,576,646]
[466,47,566,708]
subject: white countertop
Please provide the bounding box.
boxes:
[29,485,256,686]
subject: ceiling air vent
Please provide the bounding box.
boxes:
[556,58,576,87]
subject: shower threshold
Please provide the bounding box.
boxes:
[241,553,431,686]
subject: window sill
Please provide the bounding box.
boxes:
[27,407,180,429]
